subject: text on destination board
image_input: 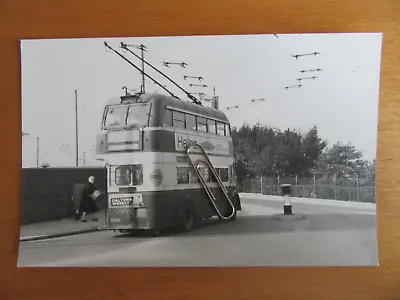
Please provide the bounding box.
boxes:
[111,197,134,206]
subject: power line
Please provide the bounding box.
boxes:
[163,61,188,68]
[300,68,322,73]
[292,52,320,59]
[189,84,207,88]
[184,75,203,81]
[296,76,317,82]
[284,84,302,90]
[223,98,267,111]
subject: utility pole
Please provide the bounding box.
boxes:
[74,90,79,167]
[36,137,39,167]
[83,151,86,166]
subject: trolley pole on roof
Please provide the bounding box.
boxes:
[74,90,79,167]
[134,45,147,93]
[120,43,147,92]
[139,45,146,93]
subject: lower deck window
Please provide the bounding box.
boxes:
[219,168,229,182]
[209,168,229,183]
[177,167,189,184]
[115,164,143,186]
[177,166,230,184]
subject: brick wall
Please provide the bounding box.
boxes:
[20,167,107,224]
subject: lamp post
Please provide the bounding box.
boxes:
[75,90,79,167]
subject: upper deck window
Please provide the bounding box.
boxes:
[225,123,231,137]
[208,119,217,134]
[173,111,186,129]
[105,106,128,127]
[216,122,225,136]
[104,104,150,128]
[186,114,196,131]
[127,104,151,127]
[163,109,173,126]
[197,117,208,132]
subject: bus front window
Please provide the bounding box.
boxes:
[127,104,151,127]
[105,106,128,127]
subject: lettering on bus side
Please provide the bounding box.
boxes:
[176,135,199,150]
[175,134,229,156]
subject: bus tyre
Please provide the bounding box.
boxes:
[227,194,239,221]
[181,207,194,232]
[148,229,160,237]
[229,207,237,221]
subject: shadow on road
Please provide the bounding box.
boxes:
[115,212,376,239]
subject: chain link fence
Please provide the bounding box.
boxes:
[240,175,376,203]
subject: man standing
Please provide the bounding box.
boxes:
[79,176,99,222]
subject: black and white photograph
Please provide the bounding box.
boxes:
[19,33,382,267]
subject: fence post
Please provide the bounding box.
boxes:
[277,175,280,195]
[313,175,316,198]
[356,174,360,202]
[333,175,337,200]
[260,176,263,194]
[295,174,298,197]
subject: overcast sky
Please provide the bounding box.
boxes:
[21,33,382,168]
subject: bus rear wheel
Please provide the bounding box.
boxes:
[181,207,194,232]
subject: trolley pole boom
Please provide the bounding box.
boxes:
[120,42,201,105]
[104,42,177,99]
[124,44,147,92]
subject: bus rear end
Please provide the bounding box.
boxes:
[106,163,158,231]
[95,94,161,233]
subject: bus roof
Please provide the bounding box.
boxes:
[108,93,230,123]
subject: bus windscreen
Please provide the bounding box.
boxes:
[104,104,150,128]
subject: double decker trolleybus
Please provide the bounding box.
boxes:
[95,92,241,234]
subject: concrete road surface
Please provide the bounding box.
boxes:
[17,195,378,267]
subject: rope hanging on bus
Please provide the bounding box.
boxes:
[185,143,236,220]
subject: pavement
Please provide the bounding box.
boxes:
[17,194,379,267]
[19,211,106,242]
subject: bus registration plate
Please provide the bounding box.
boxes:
[116,208,131,215]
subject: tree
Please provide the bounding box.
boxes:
[316,142,369,179]
[232,124,327,182]
[301,126,327,176]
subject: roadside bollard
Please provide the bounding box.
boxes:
[281,184,293,215]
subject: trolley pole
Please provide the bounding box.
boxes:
[140,44,145,93]
[74,90,79,167]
